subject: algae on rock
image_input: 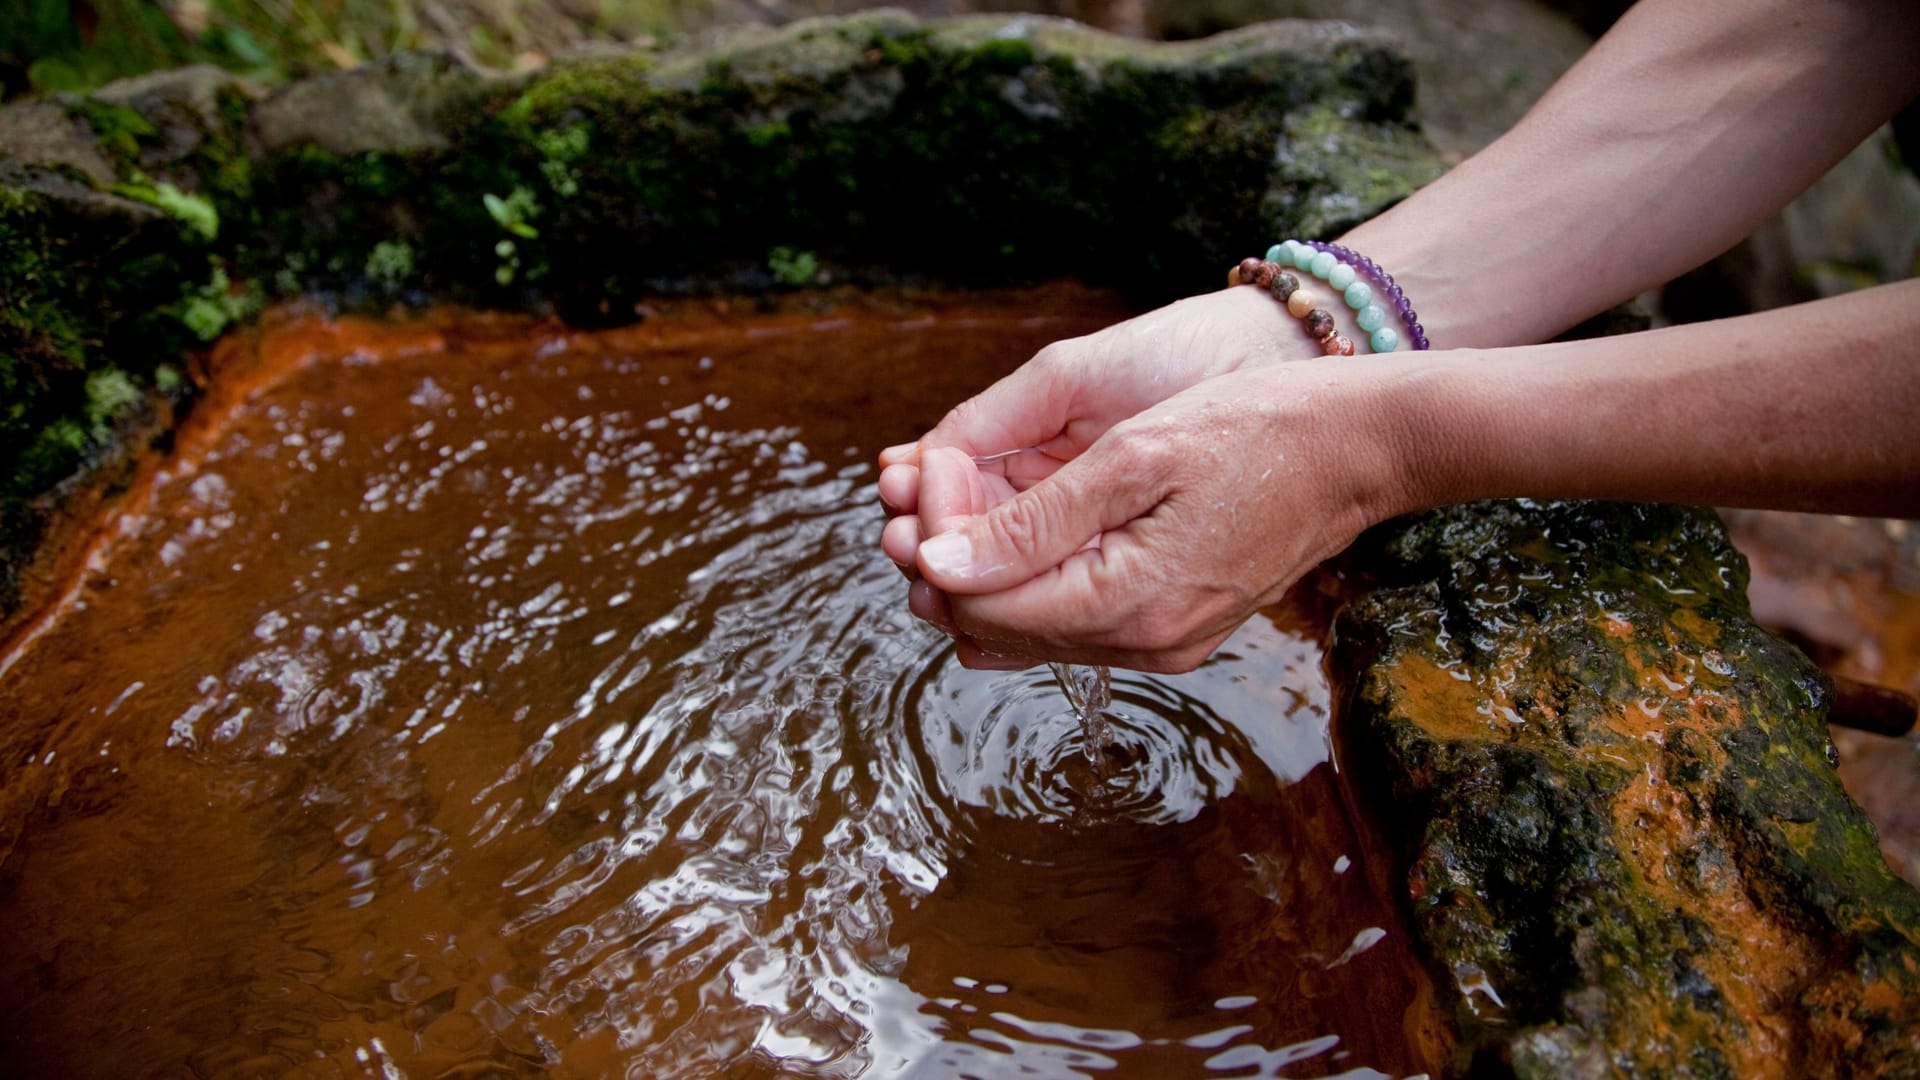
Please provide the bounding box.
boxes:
[1333,500,1920,1078]
[7,15,1917,1078]
[0,12,1440,624]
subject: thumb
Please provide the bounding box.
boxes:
[919,340,1086,461]
[915,447,1159,595]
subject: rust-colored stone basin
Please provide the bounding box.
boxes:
[0,286,1443,1077]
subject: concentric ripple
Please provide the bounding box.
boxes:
[0,296,1438,1079]
[905,660,1253,827]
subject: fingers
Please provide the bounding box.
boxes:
[918,341,1083,461]
[878,463,918,516]
[984,446,1070,492]
[916,447,993,537]
[882,514,921,577]
[954,639,1039,670]
[877,338,1085,473]
[907,578,956,636]
[938,502,1243,673]
[915,433,1168,596]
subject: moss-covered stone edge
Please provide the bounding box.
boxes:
[1331,499,1920,1078]
[0,11,1443,619]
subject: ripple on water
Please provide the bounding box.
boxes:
[0,299,1435,1078]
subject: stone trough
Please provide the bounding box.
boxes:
[1,12,1915,1078]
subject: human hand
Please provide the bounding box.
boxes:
[899,359,1416,673]
[878,285,1303,576]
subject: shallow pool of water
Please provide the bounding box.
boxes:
[0,288,1436,1078]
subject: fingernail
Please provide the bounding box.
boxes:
[880,442,917,461]
[918,532,973,579]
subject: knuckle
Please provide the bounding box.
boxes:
[939,395,986,438]
[1030,340,1071,370]
[1105,424,1179,485]
[985,493,1053,565]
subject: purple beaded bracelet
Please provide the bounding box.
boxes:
[1299,241,1428,350]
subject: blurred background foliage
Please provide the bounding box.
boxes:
[0,0,717,100]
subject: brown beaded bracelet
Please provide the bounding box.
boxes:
[1228,257,1355,356]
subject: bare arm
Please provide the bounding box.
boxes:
[884,0,1920,669]
[903,282,1920,670]
[1389,279,1920,518]
[1342,0,1920,348]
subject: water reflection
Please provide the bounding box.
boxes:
[0,295,1433,1078]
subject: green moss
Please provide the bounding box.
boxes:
[5,11,1446,616]
[109,178,220,241]
[954,35,1036,72]
[67,97,158,164]
[363,239,415,293]
[535,123,591,198]
[1335,500,1920,1074]
[82,368,141,431]
[767,245,819,287]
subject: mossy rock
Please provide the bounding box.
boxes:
[1332,500,1920,1078]
[250,13,1439,312]
[0,10,1441,621]
[5,14,1916,1075]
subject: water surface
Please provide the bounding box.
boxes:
[0,288,1436,1078]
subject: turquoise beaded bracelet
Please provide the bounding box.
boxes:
[1268,239,1401,354]
[1271,239,1429,352]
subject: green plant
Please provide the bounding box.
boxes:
[364,239,415,292]
[493,239,521,286]
[535,124,591,198]
[484,187,541,286]
[483,187,540,238]
[68,98,157,162]
[176,265,259,340]
[768,245,819,287]
[109,179,219,241]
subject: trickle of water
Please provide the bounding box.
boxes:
[1050,661,1114,763]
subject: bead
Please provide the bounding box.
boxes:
[1307,241,1430,350]
[1237,241,1429,352]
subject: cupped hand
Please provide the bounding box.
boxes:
[878,285,1304,575]
[903,358,1415,672]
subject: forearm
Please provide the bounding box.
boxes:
[1371,280,1920,518]
[1338,0,1920,350]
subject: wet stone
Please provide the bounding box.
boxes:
[1331,499,1920,1078]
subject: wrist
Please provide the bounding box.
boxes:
[1326,351,1500,522]
[1244,357,1452,540]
